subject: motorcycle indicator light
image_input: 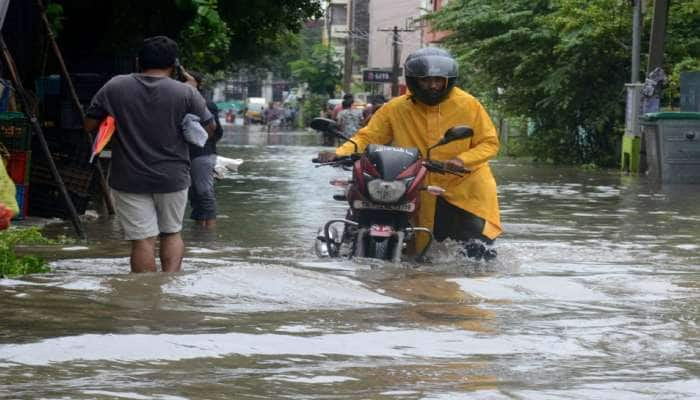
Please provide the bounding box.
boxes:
[367,179,407,203]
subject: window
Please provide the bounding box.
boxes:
[330,4,347,25]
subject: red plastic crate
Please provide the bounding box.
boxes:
[0,112,31,151]
[7,151,31,184]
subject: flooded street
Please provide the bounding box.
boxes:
[1,127,699,399]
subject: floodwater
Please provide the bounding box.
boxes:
[1,125,699,399]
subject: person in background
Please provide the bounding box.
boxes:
[362,94,386,126]
[317,48,501,260]
[187,71,223,228]
[332,93,354,121]
[84,35,215,273]
[263,101,279,132]
[336,96,363,139]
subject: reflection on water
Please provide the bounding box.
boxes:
[1,130,699,399]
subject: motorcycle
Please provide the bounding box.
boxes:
[310,117,473,262]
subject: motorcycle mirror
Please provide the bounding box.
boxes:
[310,117,359,153]
[426,125,474,160]
[438,126,473,145]
[310,117,339,133]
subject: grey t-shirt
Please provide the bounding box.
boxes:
[86,74,213,193]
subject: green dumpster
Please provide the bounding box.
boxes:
[641,112,700,183]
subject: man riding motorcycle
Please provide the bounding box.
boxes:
[317,48,501,260]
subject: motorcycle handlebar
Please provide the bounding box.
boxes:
[312,154,359,167]
[423,160,469,176]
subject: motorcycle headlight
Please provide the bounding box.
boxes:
[367,179,407,204]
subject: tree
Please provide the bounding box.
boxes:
[290,44,342,97]
[429,0,700,166]
[663,0,700,107]
[44,0,323,73]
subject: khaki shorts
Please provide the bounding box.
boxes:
[112,189,188,240]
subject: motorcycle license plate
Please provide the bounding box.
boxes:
[370,224,394,237]
[353,200,415,212]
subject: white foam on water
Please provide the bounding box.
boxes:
[422,391,511,400]
[0,279,40,287]
[515,379,700,400]
[450,276,610,302]
[82,391,187,400]
[263,374,359,384]
[276,325,321,333]
[0,329,600,366]
[162,263,402,313]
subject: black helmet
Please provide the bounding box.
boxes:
[404,48,458,106]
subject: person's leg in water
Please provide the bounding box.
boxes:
[130,237,157,272]
[433,197,497,261]
[154,189,188,272]
[159,232,184,272]
[189,154,218,228]
[112,190,161,272]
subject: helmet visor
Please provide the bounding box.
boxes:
[415,76,448,91]
[405,55,457,78]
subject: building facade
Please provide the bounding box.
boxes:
[324,0,370,92]
[367,0,424,96]
[421,0,451,45]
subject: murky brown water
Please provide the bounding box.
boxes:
[1,125,699,399]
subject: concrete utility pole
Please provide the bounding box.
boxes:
[343,0,354,93]
[378,26,414,97]
[325,0,332,46]
[621,0,645,174]
[631,0,642,83]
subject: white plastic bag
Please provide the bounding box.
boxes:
[182,113,208,147]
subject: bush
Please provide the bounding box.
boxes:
[0,227,53,277]
[301,93,328,127]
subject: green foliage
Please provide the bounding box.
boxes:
[177,0,231,72]
[301,93,328,126]
[47,0,322,75]
[662,0,700,107]
[667,57,700,107]
[45,3,65,36]
[218,0,323,63]
[290,44,342,97]
[0,227,53,278]
[429,0,700,166]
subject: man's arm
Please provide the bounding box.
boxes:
[456,100,500,167]
[204,119,216,138]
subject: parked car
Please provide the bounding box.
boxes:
[245,97,266,123]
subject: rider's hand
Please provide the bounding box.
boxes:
[444,158,465,172]
[317,151,338,163]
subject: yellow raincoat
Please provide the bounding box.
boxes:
[335,87,501,252]
[0,162,18,217]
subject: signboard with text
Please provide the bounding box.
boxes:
[362,68,402,83]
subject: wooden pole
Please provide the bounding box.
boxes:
[391,26,399,97]
[35,0,115,215]
[0,35,86,239]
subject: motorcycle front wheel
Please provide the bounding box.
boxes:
[366,237,392,260]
